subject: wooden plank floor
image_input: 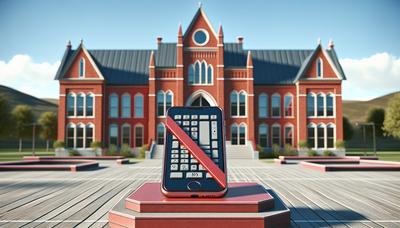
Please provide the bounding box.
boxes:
[0,159,399,227]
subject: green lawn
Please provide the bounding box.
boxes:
[0,150,54,162]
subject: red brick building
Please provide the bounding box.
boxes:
[55,7,346,158]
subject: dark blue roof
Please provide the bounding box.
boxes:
[55,42,344,85]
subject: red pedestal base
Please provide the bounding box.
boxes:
[108,182,290,228]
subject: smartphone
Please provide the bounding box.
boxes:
[161,107,227,198]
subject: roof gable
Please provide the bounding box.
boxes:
[183,7,218,47]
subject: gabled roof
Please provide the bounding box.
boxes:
[183,7,218,40]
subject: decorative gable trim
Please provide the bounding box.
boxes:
[183,7,218,41]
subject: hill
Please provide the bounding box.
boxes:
[0,85,57,119]
[343,91,400,123]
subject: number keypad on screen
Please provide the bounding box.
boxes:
[169,114,219,179]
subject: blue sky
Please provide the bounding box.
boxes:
[0,0,399,100]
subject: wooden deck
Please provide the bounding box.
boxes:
[0,159,399,228]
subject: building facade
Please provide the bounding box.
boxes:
[55,7,346,155]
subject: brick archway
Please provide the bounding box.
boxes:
[185,90,218,107]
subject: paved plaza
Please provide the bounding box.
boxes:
[0,159,399,227]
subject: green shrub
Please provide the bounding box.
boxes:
[307,150,318,156]
[298,140,308,149]
[69,150,80,156]
[283,144,296,156]
[323,150,334,156]
[271,144,281,158]
[120,144,132,157]
[106,144,118,156]
[335,140,346,148]
[256,144,264,153]
[53,140,65,148]
[90,141,102,149]
[138,144,149,159]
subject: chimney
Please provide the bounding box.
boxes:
[328,39,334,50]
[157,36,163,44]
[237,36,244,44]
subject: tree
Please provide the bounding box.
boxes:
[343,116,354,140]
[0,95,12,137]
[38,112,57,151]
[11,105,34,152]
[366,107,385,137]
[383,94,400,138]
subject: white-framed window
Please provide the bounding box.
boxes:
[272,124,281,146]
[157,90,173,117]
[230,123,246,145]
[271,94,281,117]
[307,123,316,148]
[121,124,131,146]
[109,93,119,118]
[327,123,335,148]
[284,94,293,117]
[157,123,165,145]
[317,58,323,78]
[109,124,118,146]
[67,93,76,117]
[66,123,75,148]
[307,93,316,117]
[230,91,247,117]
[188,61,213,85]
[258,124,268,148]
[134,93,144,118]
[317,93,325,116]
[121,93,131,118]
[76,123,85,148]
[86,93,94,116]
[258,93,268,118]
[135,124,144,147]
[86,123,94,148]
[79,58,85,78]
[77,93,85,117]
[326,93,334,117]
[317,124,325,149]
[284,124,294,146]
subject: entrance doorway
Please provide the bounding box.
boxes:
[190,96,210,107]
[186,90,217,107]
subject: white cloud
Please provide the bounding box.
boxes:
[0,55,60,98]
[340,53,400,100]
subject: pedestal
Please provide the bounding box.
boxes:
[108,182,290,228]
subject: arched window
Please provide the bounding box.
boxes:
[86,124,94,148]
[258,93,268,118]
[134,93,144,118]
[307,93,316,117]
[121,93,131,118]
[66,123,75,148]
[157,123,165,145]
[307,123,316,148]
[284,124,294,146]
[231,124,238,145]
[207,65,213,84]
[230,91,238,116]
[194,62,200,84]
[284,94,293,117]
[188,65,194,84]
[67,93,75,116]
[239,123,246,145]
[76,123,85,148]
[121,124,131,146]
[327,93,334,116]
[109,124,118,146]
[272,124,281,146]
[271,94,281,117]
[327,124,335,148]
[77,93,85,116]
[166,91,173,112]
[135,125,144,147]
[317,124,325,148]
[79,58,85,78]
[317,58,323,78]
[157,91,165,117]
[201,61,207,83]
[258,124,268,148]
[317,93,325,116]
[86,93,94,116]
[109,93,119,118]
[239,91,246,116]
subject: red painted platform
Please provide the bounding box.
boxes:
[125,182,274,213]
[108,182,290,228]
[0,159,99,171]
[301,159,400,172]
[24,155,125,160]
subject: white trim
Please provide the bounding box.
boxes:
[230,90,248,118]
[176,44,183,47]
[217,78,253,81]
[184,47,218,51]
[192,28,210,46]
[148,94,156,97]
[149,78,184,81]
[176,64,184,67]
[81,45,105,80]
[185,89,218,107]
[321,48,344,79]
[217,64,224,67]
